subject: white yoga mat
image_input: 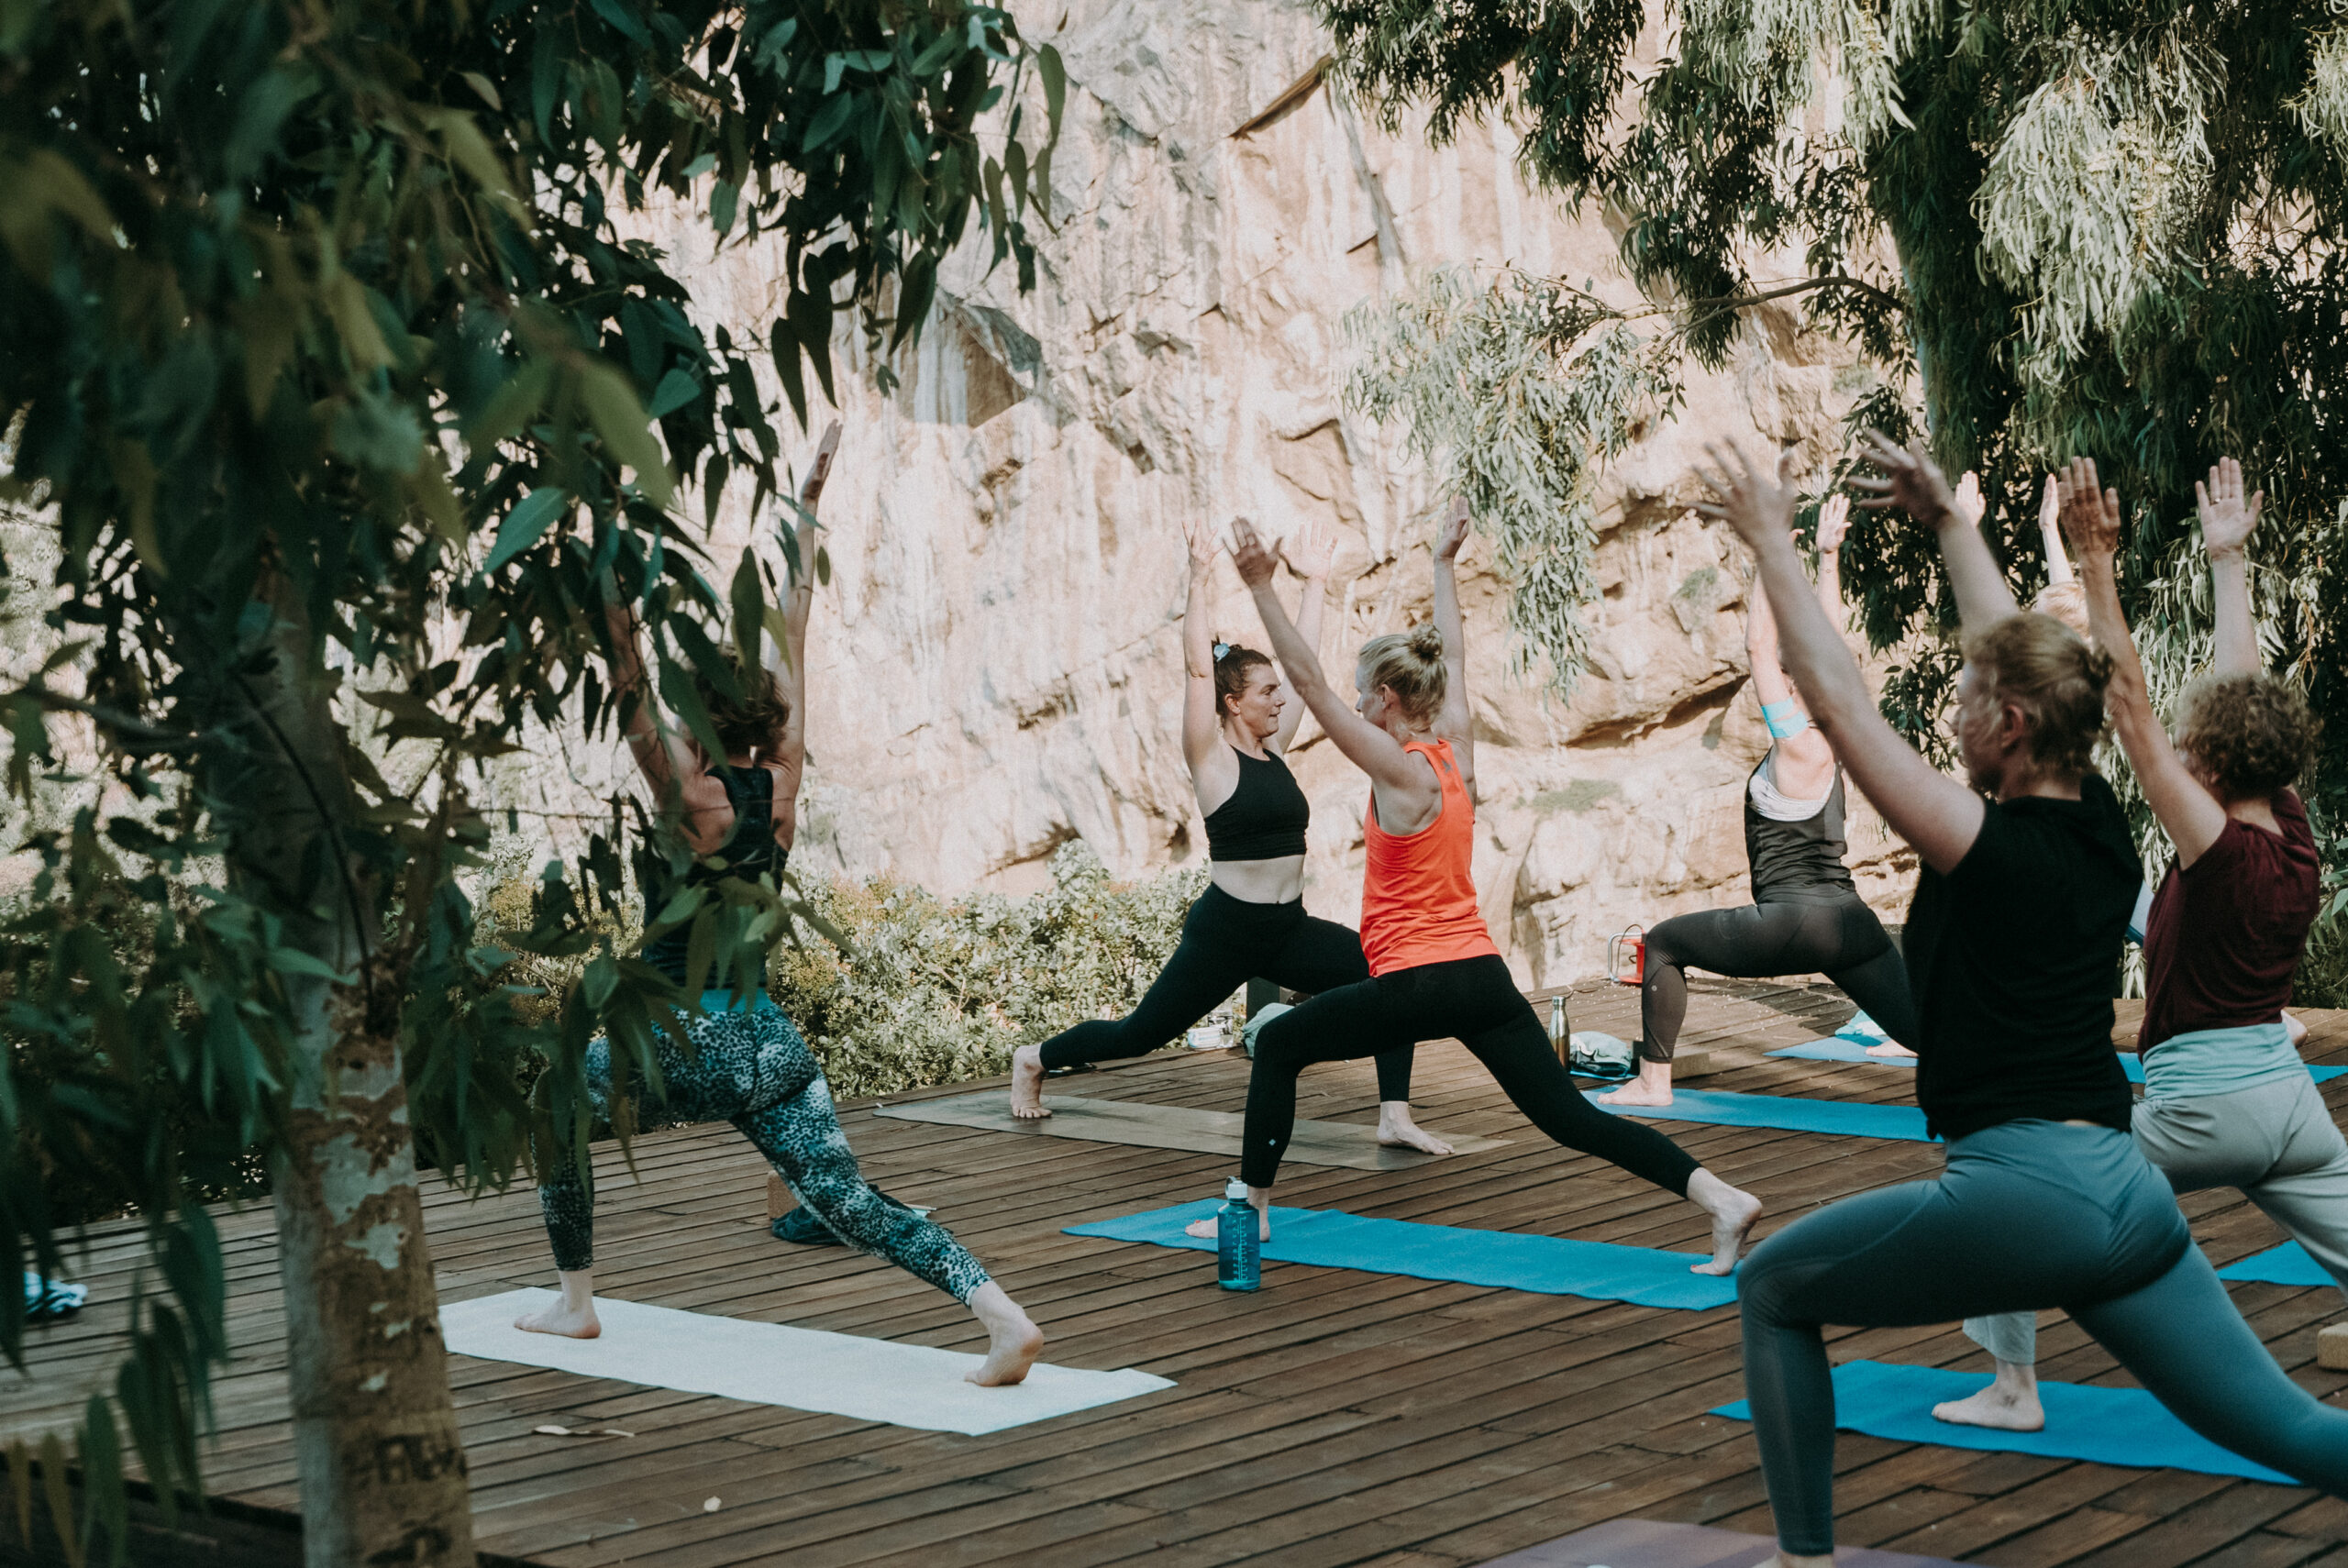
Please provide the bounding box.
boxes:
[441,1289,1173,1436]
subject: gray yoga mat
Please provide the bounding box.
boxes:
[870,1091,1507,1169]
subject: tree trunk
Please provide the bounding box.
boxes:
[198,594,476,1568]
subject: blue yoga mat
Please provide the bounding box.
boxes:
[1063,1199,1738,1309]
[1588,1087,1931,1141]
[2218,1241,2340,1287]
[1712,1358,2294,1483]
[1770,1039,2347,1087]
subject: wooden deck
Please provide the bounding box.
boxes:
[8,980,2348,1568]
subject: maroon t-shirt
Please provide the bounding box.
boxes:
[2139,790,2320,1050]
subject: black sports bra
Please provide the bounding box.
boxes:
[1202,745,1309,862]
[639,765,788,986]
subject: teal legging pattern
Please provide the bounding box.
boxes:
[536,994,991,1303]
[1737,1121,2348,1556]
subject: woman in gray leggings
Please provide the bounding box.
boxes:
[1698,436,2348,1568]
[1933,457,2338,1431]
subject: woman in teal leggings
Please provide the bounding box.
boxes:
[1700,436,2348,1567]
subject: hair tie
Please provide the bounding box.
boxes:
[1213,642,1231,661]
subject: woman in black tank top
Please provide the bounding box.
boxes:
[516,424,1046,1388]
[1597,495,1919,1109]
[1009,515,1452,1155]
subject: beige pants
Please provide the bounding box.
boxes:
[1963,1073,2348,1365]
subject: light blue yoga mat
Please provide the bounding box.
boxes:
[2218,1241,2340,1287]
[1063,1199,1739,1309]
[1712,1358,2294,1484]
[1770,1039,2348,1086]
[1587,1087,1931,1142]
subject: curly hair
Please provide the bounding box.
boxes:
[697,652,791,756]
[1212,641,1274,718]
[1964,612,2114,778]
[2176,672,2317,802]
[1357,624,1448,725]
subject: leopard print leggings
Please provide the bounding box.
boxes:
[536,994,991,1303]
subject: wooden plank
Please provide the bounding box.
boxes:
[872,1091,1511,1168]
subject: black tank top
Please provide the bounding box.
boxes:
[1744,754,1856,901]
[639,766,788,986]
[1202,746,1310,862]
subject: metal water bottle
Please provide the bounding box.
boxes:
[1216,1178,1260,1291]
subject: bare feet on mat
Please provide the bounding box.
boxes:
[965,1281,1045,1386]
[1377,1102,1455,1155]
[1596,1058,1674,1107]
[1184,1192,1271,1242]
[1933,1366,2044,1430]
[1686,1168,1763,1275]
[1009,1044,1051,1119]
[515,1276,602,1339]
[1756,1551,1835,1568]
[1866,1042,1917,1058]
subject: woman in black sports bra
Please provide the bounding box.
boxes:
[516,424,1046,1387]
[1009,514,1451,1154]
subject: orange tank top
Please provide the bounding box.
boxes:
[1358,738,1500,976]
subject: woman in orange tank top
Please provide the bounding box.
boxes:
[1183,502,1763,1275]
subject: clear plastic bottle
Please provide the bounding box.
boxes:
[1215,1177,1260,1291]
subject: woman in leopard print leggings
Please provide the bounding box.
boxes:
[518,425,1044,1386]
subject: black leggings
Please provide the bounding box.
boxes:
[1740,1121,2348,1555]
[1036,883,1414,1103]
[1241,954,1702,1192]
[1640,892,1919,1063]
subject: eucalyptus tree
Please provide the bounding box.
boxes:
[1324,0,2348,832]
[0,0,1060,1562]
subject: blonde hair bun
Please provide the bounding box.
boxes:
[1358,624,1448,725]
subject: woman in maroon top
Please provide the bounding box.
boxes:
[1934,457,2335,1436]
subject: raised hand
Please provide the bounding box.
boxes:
[1229,516,1279,589]
[1183,513,1224,575]
[2055,457,2123,565]
[1815,493,1851,555]
[1693,442,1800,550]
[1951,469,1985,529]
[2195,457,2263,558]
[2038,471,2063,536]
[1283,514,1337,580]
[800,419,843,507]
[1435,495,1471,561]
[1849,430,1960,526]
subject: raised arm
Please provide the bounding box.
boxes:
[603,589,705,808]
[1272,517,1335,755]
[1230,519,1434,804]
[2196,457,2263,678]
[1745,563,1836,791]
[2037,474,2074,587]
[1429,497,1474,784]
[1700,444,1986,873]
[767,420,841,773]
[1812,492,1850,630]
[1849,434,2020,633]
[2063,458,2231,866]
[1180,515,1226,774]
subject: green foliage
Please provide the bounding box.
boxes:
[1345,268,1681,692]
[1321,0,2348,866]
[774,842,1207,1098]
[0,0,1062,1552]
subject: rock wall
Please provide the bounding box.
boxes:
[546,0,1922,986]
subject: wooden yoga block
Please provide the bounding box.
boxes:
[2318,1322,2348,1371]
[765,1171,789,1220]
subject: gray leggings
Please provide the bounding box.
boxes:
[537,995,991,1303]
[1739,1121,2348,1556]
[1964,1072,2348,1364]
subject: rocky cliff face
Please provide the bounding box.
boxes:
[554,0,1917,986]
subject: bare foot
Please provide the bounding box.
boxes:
[1755,1551,1835,1568]
[965,1281,1044,1386]
[1933,1367,2044,1431]
[1009,1044,1051,1120]
[1377,1103,1455,1155]
[1865,1042,1917,1058]
[1686,1169,1763,1275]
[514,1297,601,1340]
[1596,1059,1674,1107]
[1184,1198,1270,1243]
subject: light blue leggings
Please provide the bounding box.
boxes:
[1738,1121,2348,1556]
